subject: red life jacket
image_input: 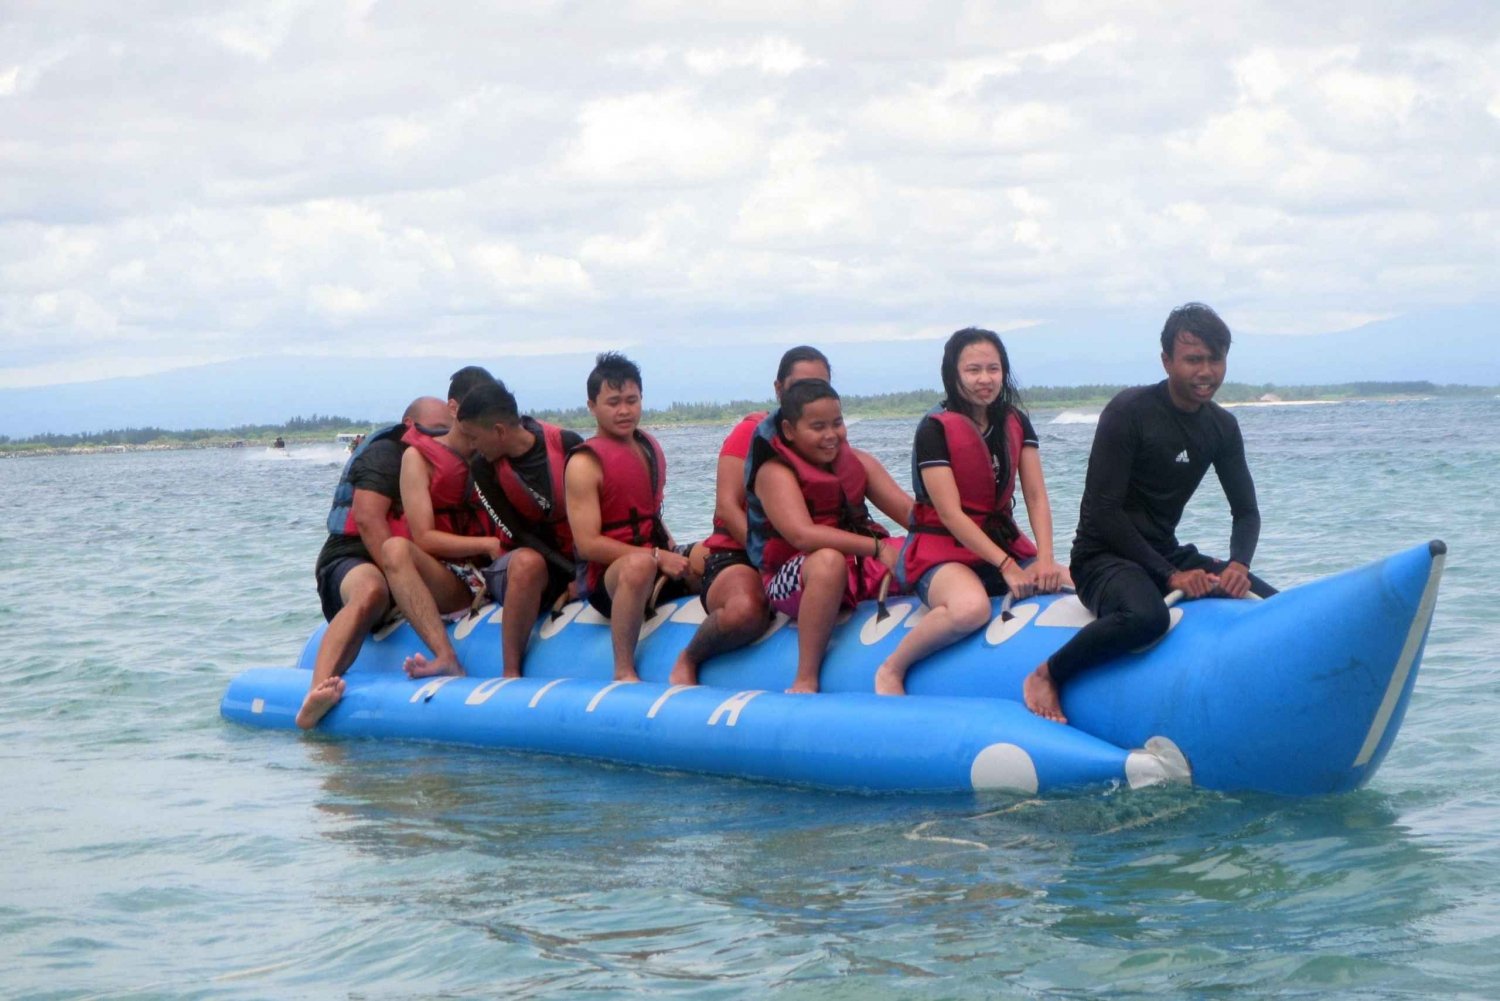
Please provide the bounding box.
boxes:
[488,420,575,559]
[753,432,887,574]
[576,430,668,591]
[400,425,478,537]
[901,407,1037,587]
[701,410,769,552]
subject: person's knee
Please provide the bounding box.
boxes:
[1116,599,1170,646]
[803,548,845,583]
[614,552,656,590]
[948,593,993,634]
[509,548,547,585]
[720,590,769,635]
[381,536,413,569]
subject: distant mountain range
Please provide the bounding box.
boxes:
[2,304,1494,438]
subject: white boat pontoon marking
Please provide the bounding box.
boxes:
[539,602,584,639]
[251,698,264,715]
[670,601,708,626]
[1125,736,1192,789]
[639,602,679,640]
[410,676,458,703]
[707,690,764,727]
[465,677,520,706]
[1036,596,1094,628]
[1353,551,1445,767]
[751,613,791,646]
[527,678,566,708]
[454,603,498,640]
[984,602,1039,646]
[647,685,691,718]
[859,601,915,645]
[586,681,627,712]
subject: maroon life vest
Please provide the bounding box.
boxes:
[902,408,1037,586]
[576,430,668,591]
[701,410,769,552]
[400,426,478,537]
[490,420,575,559]
[755,432,887,574]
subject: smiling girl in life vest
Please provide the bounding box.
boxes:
[746,379,913,694]
[874,328,1071,696]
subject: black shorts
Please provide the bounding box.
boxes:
[698,548,756,610]
[315,555,374,622]
[482,550,573,611]
[587,573,695,619]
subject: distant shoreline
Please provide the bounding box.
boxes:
[3,382,1492,458]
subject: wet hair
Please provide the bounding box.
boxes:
[586,351,643,402]
[1160,303,1231,359]
[778,378,841,426]
[941,327,1024,425]
[448,365,496,405]
[775,345,831,385]
[457,380,520,425]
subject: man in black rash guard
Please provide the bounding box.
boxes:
[1023,302,1277,724]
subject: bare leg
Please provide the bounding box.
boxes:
[670,564,769,686]
[603,552,657,682]
[498,549,548,678]
[381,537,472,679]
[786,548,847,694]
[1023,661,1067,724]
[299,563,390,729]
[875,563,991,696]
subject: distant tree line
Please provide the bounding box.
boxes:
[2,382,1494,451]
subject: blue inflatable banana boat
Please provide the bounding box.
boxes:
[221,541,1445,796]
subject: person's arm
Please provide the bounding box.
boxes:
[400,448,498,562]
[856,448,913,528]
[1212,420,1260,598]
[564,450,687,577]
[756,460,890,560]
[1015,446,1068,592]
[713,453,750,546]
[350,489,396,572]
[921,464,1033,595]
[1081,406,1178,584]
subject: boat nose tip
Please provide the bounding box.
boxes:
[1428,539,1447,557]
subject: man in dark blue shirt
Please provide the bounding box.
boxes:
[1024,303,1276,724]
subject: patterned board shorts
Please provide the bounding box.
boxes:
[763,555,824,618]
[442,560,489,614]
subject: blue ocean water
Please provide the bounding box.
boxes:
[2,398,1498,999]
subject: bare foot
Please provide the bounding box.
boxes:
[614,667,641,683]
[785,679,819,694]
[1022,664,1067,724]
[403,652,463,679]
[296,676,345,729]
[873,662,906,696]
[668,656,698,687]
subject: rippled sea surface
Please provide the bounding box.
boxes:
[3,398,1498,999]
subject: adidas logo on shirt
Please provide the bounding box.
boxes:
[1174,450,1190,464]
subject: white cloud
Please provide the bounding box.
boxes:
[0,3,1495,397]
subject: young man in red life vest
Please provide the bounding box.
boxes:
[298,395,451,729]
[746,379,914,694]
[382,372,505,680]
[564,352,693,683]
[670,346,833,686]
[462,382,584,677]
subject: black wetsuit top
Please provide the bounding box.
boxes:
[1070,381,1260,586]
[315,437,405,572]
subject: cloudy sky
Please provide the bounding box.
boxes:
[2,1,1497,392]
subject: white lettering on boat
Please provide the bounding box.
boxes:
[647,685,690,718]
[708,690,763,727]
[465,677,520,706]
[527,678,567,708]
[586,681,627,712]
[410,676,458,703]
